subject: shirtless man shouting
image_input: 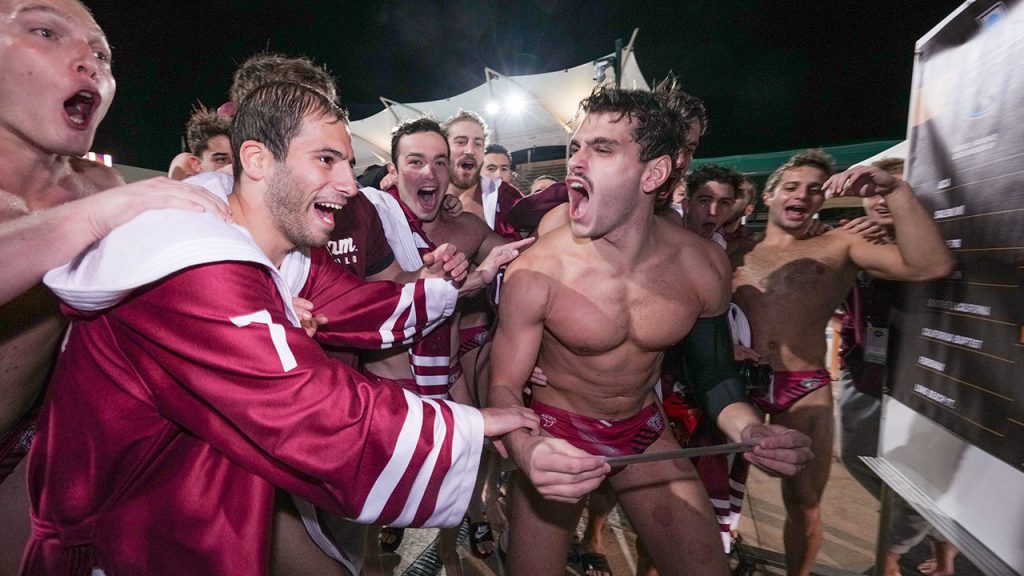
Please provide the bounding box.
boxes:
[490,87,812,576]
[732,150,954,576]
[0,2,226,571]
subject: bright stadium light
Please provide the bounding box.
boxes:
[505,93,526,114]
[486,100,501,115]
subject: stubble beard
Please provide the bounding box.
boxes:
[266,165,326,249]
[449,162,480,191]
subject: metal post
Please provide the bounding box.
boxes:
[614,38,623,88]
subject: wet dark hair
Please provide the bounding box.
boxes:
[185,105,231,156]
[685,164,743,199]
[485,143,511,159]
[578,85,685,164]
[230,52,338,104]
[390,116,449,166]
[231,81,348,178]
[652,72,708,139]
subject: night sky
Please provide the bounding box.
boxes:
[83,0,965,171]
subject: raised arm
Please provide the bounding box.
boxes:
[826,166,955,282]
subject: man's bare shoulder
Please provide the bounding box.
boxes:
[435,211,490,252]
[658,219,729,272]
[512,225,566,268]
[69,157,126,195]
[744,227,852,265]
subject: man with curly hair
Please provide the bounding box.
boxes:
[732,150,955,576]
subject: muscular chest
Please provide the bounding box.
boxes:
[733,240,854,319]
[547,268,698,355]
[735,239,847,291]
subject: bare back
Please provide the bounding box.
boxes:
[732,231,857,371]
[505,219,731,419]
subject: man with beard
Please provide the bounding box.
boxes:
[0,1,229,572]
[489,86,812,576]
[731,150,954,576]
[23,81,541,576]
[440,111,526,556]
[443,111,521,241]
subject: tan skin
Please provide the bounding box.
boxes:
[0,3,229,572]
[491,112,754,576]
[0,159,125,576]
[731,163,954,576]
[358,130,530,575]
[446,120,498,360]
[523,121,810,576]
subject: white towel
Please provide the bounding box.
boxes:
[360,186,426,271]
[44,172,304,327]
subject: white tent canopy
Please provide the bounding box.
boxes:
[348,42,649,172]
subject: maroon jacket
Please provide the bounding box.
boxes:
[27,201,482,576]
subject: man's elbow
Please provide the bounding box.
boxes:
[907,253,957,282]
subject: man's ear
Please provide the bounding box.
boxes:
[386,162,397,177]
[641,155,673,195]
[238,140,269,181]
[185,154,203,175]
[761,189,774,206]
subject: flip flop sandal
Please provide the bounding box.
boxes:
[580,552,613,576]
[379,526,405,553]
[469,521,495,559]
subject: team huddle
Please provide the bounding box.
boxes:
[0,2,954,576]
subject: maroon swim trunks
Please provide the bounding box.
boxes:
[458,325,490,359]
[530,400,664,457]
[750,369,831,415]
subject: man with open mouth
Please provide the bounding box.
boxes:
[0,1,230,572]
[439,110,529,558]
[23,81,541,576]
[731,150,954,576]
[489,85,812,576]
[681,163,745,250]
[361,116,533,575]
